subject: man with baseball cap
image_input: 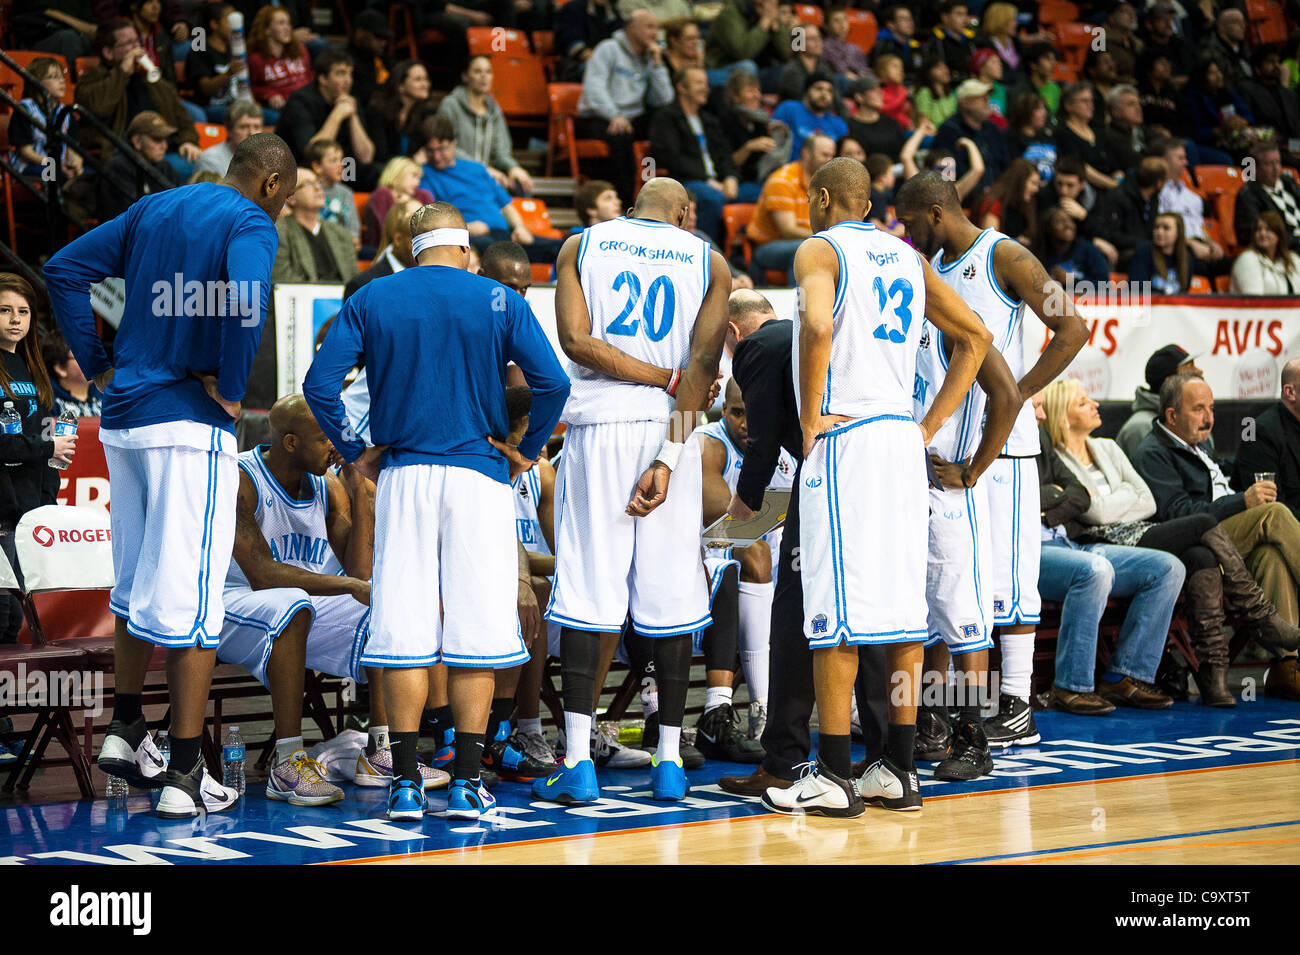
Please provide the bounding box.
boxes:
[95,111,181,221]
[1116,344,1201,458]
[931,76,1008,192]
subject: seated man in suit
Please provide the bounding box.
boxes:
[271,167,359,285]
[1233,356,1300,521]
[1234,141,1300,254]
[344,198,420,299]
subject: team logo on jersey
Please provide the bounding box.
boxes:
[943,509,964,520]
[960,623,981,640]
[993,599,1006,614]
[811,613,828,634]
[805,476,822,488]
[518,483,529,499]
[919,327,930,350]
[963,262,977,281]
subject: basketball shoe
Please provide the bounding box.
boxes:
[761,760,864,817]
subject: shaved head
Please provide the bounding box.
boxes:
[809,157,872,211]
[225,131,297,219]
[1284,357,1300,391]
[894,170,962,215]
[632,177,690,226]
[723,376,742,408]
[410,200,467,237]
[728,289,776,335]
[267,393,319,443]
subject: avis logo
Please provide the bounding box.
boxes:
[805,476,822,488]
[33,525,111,548]
[963,262,977,281]
[811,613,828,634]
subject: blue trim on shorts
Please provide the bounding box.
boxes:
[124,616,219,649]
[440,647,530,669]
[359,651,442,668]
[966,485,986,646]
[190,428,219,642]
[808,627,927,649]
[224,599,314,638]
[707,556,740,604]
[826,433,847,628]
[542,451,572,622]
[543,610,625,634]
[350,608,371,683]
[634,612,713,637]
[816,413,914,440]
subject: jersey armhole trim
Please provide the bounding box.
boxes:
[817,233,849,320]
[576,227,591,276]
[986,236,1022,309]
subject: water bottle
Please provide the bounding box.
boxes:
[0,402,20,435]
[228,12,254,103]
[221,725,246,793]
[105,772,128,798]
[48,408,77,470]
[155,732,169,770]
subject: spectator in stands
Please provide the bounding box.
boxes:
[713,70,785,188]
[1103,84,1150,175]
[9,0,97,62]
[346,9,392,108]
[865,152,904,236]
[900,118,985,201]
[6,56,83,181]
[744,132,834,282]
[554,0,624,82]
[41,334,102,418]
[1137,51,1189,140]
[1004,91,1055,181]
[924,0,975,78]
[573,179,623,228]
[1116,345,1201,459]
[95,111,182,221]
[836,135,865,161]
[1099,0,1143,82]
[969,48,1009,128]
[194,100,262,176]
[1038,206,1110,287]
[1129,212,1207,294]
[914,56,957,129]
[363,60,437,166]
[1230,211,1300,294]
[933,78,1008,194]
[977,2,1023,79]
[872,4,923,77]
[705,0,793,84]
[618,0,692,23]
[1013,42,1060,118]
[976,157,1040,246]
[128,0,178,87]
[1056,82,1121,191]
[846,74,905,159]
[186,2,236,123]
[1233,357,1300,518]
[1242,46,1300,167]
[1234,141,1300,253]
[1083,49,1121,129]
[664,17,729,84]
[247,4,314,116]
[417,115,563,262]
[346,197,421,299]
[362,157,436,249]
[306,140,361,250]
[823,6,868,81]
[1140,3,1194,89]
[682,190,754,289]
[778,24,833,103]
[77,18,201,166]
[271,166,359,284]
[189,169,222,184]
[279,50,377,187]
[0,274,72,644]
[1204,7,1252,87]
[873,53,912,129]
[577,10,674,204]
[1085,155,1166,270]
[1189,58,1260,162]
[1152,136,1224,263]
[772,73,847,161]
[437,55,535,196]
[1033,393,1181,715]
[648,67,743,244]
[1041,154,1096,231]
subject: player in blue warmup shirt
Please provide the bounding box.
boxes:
[43,133,298,819]
[303,201,569,822]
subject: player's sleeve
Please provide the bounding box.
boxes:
[304,291,369,463]
[217,213,279,403]
[506,296,570,461]
[732,334,785,512]
[41,210,131,381]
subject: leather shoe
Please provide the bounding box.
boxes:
[1264,657,1300,701]
[718,765,793,797]
[1047,686,1116,716]
[1192,662,1237,707]
[1096,675,1173,710]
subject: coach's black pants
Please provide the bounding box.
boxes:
[760,466,888,780]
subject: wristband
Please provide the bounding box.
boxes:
[666,368,682,397]
[655,438,683,471]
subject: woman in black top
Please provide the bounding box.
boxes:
[0,274,76,641]
[363,60,439,166]
[1056,82,1121,192]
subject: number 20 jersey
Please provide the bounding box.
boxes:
[793,221,927,420]
[563,216,712,426]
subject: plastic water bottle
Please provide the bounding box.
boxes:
[0,402,20,435]
[156,732,169,770]
[105,772,128,798]
[228,12,254,103]
[48,407,77,470]
[221,725,246,793]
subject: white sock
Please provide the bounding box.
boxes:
[518,717,543,738]
[704,685,732,713]
[274,736,304,766]
[999,632,1036,701]
[657,723,681,764]
[564,711,592,765]
[737,580,773,703]
[368,724,389,752]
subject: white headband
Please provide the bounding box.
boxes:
[412,228,471,258]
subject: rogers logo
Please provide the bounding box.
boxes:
[32,526,110,547]
[32,526,54,548]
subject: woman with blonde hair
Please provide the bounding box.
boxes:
[1041,378,1299,705]
[362,157,436,249]
[978,1,1022,77]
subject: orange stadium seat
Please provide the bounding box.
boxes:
[723,202,756,267]
[1213,191,1238,249]
[530,262,554,284]
[196,122,226,150]
[512,197,565,238]
[1193,164,1244,199]
[845,9,876,51]
[1215,274,1232,292]
[1187,275,1211,293]
[492,55,549,123]
[468,26,530,56]
[1246,0,1288,45]
[74,55,100,79]
[532,30,559,78]
[546,82,608,179]
[1037,0,1080,29]
[794,4,824,26]
[1053,21,1093,71]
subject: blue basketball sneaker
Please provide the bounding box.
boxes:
[531,758,599,804]
[430,728,455,770]
[387,778,427,821]
[650,755,690,801]
[445,777,497,820]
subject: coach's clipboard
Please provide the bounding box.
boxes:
[702,490,790,548]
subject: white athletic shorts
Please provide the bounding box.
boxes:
[986,456,1042,626]
[364,464,527,669]
[102,423,238,648]
[218,588,370,685]
[924,483,995,654]
[799,416,928,648]
[546,420,711,637]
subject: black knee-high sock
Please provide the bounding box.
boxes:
[113,692,143,726]
[560,626,600,717]
[487,697,515,742]
[171,734,201,776]
[391,731,420,785]
[651,633,692,728]
[452,732,485,783]
[887,723,916,771]
[818,733,851,779]
[423,704,453,743]
[702,564,739,673]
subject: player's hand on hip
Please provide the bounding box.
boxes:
[929,454,963,490]
[197,374,241,420]
[348,578,372,606]
[801,414,847,457]
[517,577,542,647]
[487,436,537,479]
[627,462,670,516]
[352,445,387,483]
[725,493,756,522]
[93,368,114,393]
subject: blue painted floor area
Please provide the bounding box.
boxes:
[1,700,1297,864]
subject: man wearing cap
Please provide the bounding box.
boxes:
[846,73,905,159]
[95,111,182,221]
[771,73,848,161]
[1116,344,1201,459]
[969,48,1009,126]
[346,10,393,107]
[931,77,1008,193]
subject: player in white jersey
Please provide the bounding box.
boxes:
[537,178,731,804]
[762,158,992,818]
[895,172,1087,749]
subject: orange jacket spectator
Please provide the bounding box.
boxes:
[747,159,812,245]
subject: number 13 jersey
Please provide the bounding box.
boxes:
[794,221,927,421]
[563,216,712,426]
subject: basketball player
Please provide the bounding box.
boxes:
[218,395,449,805]
[303,201,570,821]
[763,158,992,817]
[45,134,297,818]
[536,178,731,804]
[895,172,1088,749]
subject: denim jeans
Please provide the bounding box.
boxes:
[748,238,802,284]
[1039,539,1185,691]
[683,180,727,245]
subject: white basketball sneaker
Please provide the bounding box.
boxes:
[760,760,864,817]
[155,759,240,818]
[856,755,922,811]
